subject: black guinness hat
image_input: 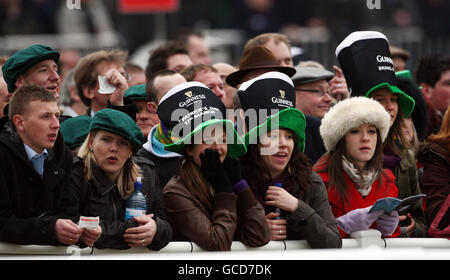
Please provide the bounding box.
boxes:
[238,71,295,114]
[336,31,415,118]
[237,71,306,151]
[157,81,246,157]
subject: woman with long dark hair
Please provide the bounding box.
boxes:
[313,97,400,238]
[239,72,341,248]
[336,31,427,237]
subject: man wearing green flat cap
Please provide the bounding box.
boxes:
[2,44,60,99]
[124,84,158,138]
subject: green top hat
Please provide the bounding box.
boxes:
[90,108,144,153]
[158,81,246,157]
[124,84,147,100]
[2,44,60,93]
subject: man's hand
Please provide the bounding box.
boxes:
[105,69,129,106]
[55,219,83,245]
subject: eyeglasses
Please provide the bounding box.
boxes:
[295,88,331,97]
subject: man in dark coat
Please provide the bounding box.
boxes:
[137,70,186,187]
[0,85,88,246]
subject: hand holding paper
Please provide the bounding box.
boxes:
[98,75,117,94]
[375,210,399,235]
[78,216,101,247]
[336,206,384,234]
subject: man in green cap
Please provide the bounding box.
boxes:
[2,44,60,99]
[123,84,158,138]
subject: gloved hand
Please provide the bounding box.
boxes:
[375,210,399,236]
[336,206,384,234]
[222,157,242,185]
[200,149,233,193]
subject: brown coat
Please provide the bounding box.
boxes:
[162,176,270,251]
[417,141,450,229]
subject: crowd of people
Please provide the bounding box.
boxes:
[0,28,448,252]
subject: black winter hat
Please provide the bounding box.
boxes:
[157,81,246,157]
[336,31,415,118]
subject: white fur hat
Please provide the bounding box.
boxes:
[320,97,390,151]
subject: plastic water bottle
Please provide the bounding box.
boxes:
[272,182,283,220]
[125,177,147,219]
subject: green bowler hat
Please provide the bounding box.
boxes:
[2,44,60,93]
[90,109,145,153]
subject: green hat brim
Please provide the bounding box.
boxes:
[395,70,413,81]
[244,108,306,152]
[366,82,415,118]
[164,119,247,157]
[395,70,423,90]
[124,84,147,101]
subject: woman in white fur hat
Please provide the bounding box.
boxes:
[313,97,401,238]
[336,31,426,237]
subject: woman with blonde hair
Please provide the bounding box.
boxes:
[64,108,172,250]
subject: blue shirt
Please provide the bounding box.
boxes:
[24,144,48,178]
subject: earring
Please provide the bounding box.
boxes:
[89,148,93,152]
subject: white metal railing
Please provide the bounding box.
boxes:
[0,230,449,258]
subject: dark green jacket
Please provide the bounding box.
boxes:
[393,145,428,237]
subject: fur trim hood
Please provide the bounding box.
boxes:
[320,97,391,151]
